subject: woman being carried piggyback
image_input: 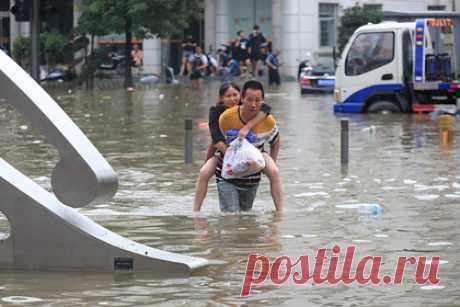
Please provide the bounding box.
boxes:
[193,82,283,212]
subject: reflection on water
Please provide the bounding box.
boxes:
[0,81,458,306]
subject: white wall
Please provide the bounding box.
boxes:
[143,38,161,74]
[280,0,319,77]
[216,0,230,49]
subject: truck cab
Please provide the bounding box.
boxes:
[334,16,460,113]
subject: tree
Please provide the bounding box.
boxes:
[77,0,203,88]
[337,5,383,55]
[42,31,67,69]
[12,36,31,68]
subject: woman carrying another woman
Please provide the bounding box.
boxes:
[193,82,283,212]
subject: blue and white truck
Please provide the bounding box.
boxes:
[333,13,460,114]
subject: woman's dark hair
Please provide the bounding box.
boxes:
[242,79,264,99]
[217,82,241,105]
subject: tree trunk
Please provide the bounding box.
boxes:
[124,17,133,88]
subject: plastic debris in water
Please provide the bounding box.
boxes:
[197,122,209,129]
[336,203,384,217]
[415,194,439,201]
[361,125,376,132]
[140,74,160,84]
[159,94,165,100]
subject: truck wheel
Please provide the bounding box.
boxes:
[367,101,401,113]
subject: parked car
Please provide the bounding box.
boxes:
[299,64,335,94]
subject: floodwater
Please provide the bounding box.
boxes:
[0,80,459,306]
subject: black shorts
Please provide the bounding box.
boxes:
[250,52,260,62]
[190,70,204,80]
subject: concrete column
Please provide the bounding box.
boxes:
[205,0,217,53]
[280,0,300,77]
[216,0,230,49]
[143,37,161,74]
[272,0,282,52]
[278,0,318,78]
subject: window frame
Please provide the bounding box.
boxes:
[319,3,338,48]
[345,31,395,76]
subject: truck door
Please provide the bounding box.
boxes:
[402,29,413,86]
[342,31,401,109]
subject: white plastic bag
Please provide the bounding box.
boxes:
[222,138,266,179]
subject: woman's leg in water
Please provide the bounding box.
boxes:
[193,156,218,211]
[262,153,284,211]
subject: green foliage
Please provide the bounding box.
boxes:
[337,5,383,55]
[77,0,203,87]
[77,0,203,39]
[12,36,31,67]
[41,31,68,66]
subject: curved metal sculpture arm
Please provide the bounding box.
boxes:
[0,50,118,207]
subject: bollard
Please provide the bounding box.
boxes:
[185,119,193,163]
[437,114,455,145]
[341,119,349,164]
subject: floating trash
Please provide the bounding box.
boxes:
[336,203,384,217]
[374,234,388,238]
[420,285,445,290]
[19,125,28,130]
[197,122,209,129]
[428,242,452,246]
[352,239,372,243]
[415,194,439,201]
[159,94,165,100]
[140,75,160,84]
[404,179,417,184]
[361,125,376,132]
[2,296,43,304]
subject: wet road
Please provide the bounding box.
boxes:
[0,80,458,306]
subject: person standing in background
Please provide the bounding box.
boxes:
[266,50,281,86]
[131,44,144,76]
[248,25,267,77]
[180,35,197,76]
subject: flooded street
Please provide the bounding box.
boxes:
[0,81,459,306]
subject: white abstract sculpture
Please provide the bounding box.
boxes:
[0,50,207,272]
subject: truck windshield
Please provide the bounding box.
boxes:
[346,32,394,76]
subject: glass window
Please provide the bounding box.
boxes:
[345,32,394,76]
[427,5,446,11]
[319,3,338,47]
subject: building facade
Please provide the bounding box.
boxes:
[205,0,459,77]
[2,0,459,77]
